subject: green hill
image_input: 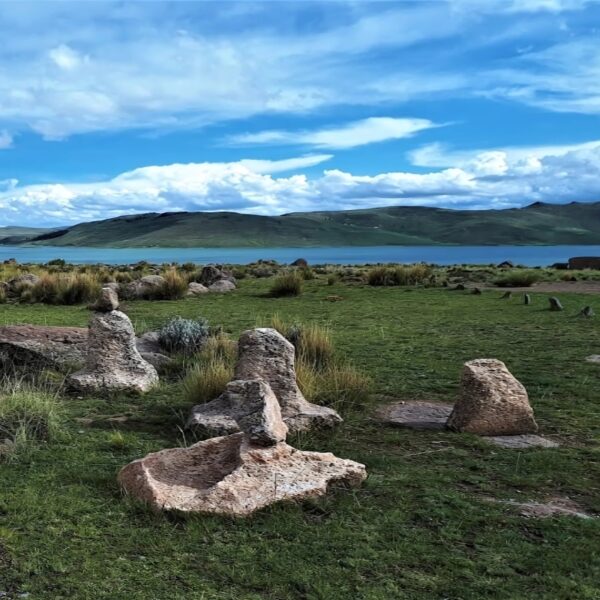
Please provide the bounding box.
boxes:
[16,201,600,247]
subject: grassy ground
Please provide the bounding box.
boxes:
[0,277,599,599]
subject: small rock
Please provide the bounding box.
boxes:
[187,282,209,296]
[471,287,482,295]
[486,434,559,449]
[91,287,119,312]
[376,400,453,430]
[585,354,600,364]
[291,258,308,267]
[579,306,594,318]
[549,297,563,311]
[524,293,531,305]
[208,280,236,293]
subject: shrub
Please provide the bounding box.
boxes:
[327,274,338,286]
[298,266,315,280]
[269,272,303,297]
[27,273,101,305]
[367,264,433,286]
[198,333,237,363]
[157,269,188,300]
[182,358,233,405]
[0,383,63,461]
[158,316,210,355]
[494,270,542,288]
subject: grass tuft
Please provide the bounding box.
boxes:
[269,272,303,297]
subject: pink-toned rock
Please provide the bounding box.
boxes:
[446,359,537,436]
[118,433,366,516]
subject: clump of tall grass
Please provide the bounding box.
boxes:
[26,273,101,305]
[367,264,433,286]
[198,332,238,364]
[0,381,64,461]
[182,358,233,405]
[158,269,189,300]
[493,270,542,288]
[269,272,303,297]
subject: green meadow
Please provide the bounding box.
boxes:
[0,276,599,599]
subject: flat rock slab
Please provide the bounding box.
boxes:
[377,401,453,430]
[585,355,600,364]
[489,496,593,519]
[486,434,560,449]
[118,433,366,516]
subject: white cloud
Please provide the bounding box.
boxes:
[1,147,599,226]
[230,117,438,149]
[0,130,12,149]
[48,44,85,71]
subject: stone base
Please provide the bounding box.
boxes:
[118,433,366,516]
[69,369,158,394]
[485,434,560,449]
[376,401,453,430]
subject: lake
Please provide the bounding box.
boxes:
[0,245,598,266]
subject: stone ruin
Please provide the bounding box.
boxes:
[379,358,553,448]
[118,377,366,516]
[68,287,158,394]
[187,328,342,436]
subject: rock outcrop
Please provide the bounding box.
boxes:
[446,359,537,436]
[198,265,235,287]
[208,280,235,293]
[187,328,342,436]
[68,289,158,393]
[119,379,365,516]
[187,282,209,296]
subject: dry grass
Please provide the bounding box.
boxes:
[269,272,303,297]
[367,264,433,286]
[182,358,233,405]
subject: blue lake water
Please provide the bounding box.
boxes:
[0,245,598,266]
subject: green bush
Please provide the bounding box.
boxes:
[494,270,542,287]
[158,316,210,355]
[269,272,303,297]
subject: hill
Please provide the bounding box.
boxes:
[0,226,55,244]
[13,201,600,247]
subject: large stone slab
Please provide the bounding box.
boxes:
[447,359,538,436]
[486,434,559,449]
[118,437,365,516]
[68,310,158,394]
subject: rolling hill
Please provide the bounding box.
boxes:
[11,201,600,247]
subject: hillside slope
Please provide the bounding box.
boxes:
[17,202,600,247]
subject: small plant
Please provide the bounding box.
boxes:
[367,264,433,286]
[269,272,303,297]
[494,270,542,288]
[182,358,233,404]
[107,430,130,451]
[0,382,63,461]
[326,274,338,286]
[158,316,210,355]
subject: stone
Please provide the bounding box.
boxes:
[471,287,482,295]
[208,280,236,293]
[187,282,209,296]
[524,293,531,305]
[453,284,466,291]
[291,258,308,267]
[6,273,40,292]
[198,265,235,287]
[187,328,342,436]
[497,261,514,268]
[136,331,162,354]
[486,434,559,449]
[376,400,453,430]
[549,297,563,311]
[488,496,593,519]
[91,287,119,312]
[123,275,166,299]
[500,291,512,299]
[446,359,538,436]
[235,328,341,431]
[103,282,120,293]
[579,306,594,318]
[140,352,173,371]
[0,324,88,371]
[68,310,158,394]
[187,379,288,442]
[585,355,600,364]
[118,434,366,516]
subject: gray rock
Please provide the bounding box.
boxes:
[6,273,40,292]
[376,400,453,430]
[91,287,119,312]
[187,282,209,296]
[579,306,594,318]
[208,280,236,293]
[68,310,158,394]
[585,354,600,364]
[140,352,173,371]
[549,297,563,311]
[447,358,538,436]
[524,293,531,305]
[486,434,559,449]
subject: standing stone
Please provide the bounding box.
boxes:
[549,297,563,311]
[91,287,119,312]
[446,359,538,436]
[579,306,594,318]
[500,291,512,299]
[471,287,482,295]
[68,308,158,394]
[187,328,342,436]
[524,294,531,305]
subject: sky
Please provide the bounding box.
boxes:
[0,0,600,227]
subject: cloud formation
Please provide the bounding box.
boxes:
[229,117,439,149]
[1,146,599,227]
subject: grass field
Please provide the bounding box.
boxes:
[0,277,599,599]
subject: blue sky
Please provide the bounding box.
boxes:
[0,0,599,226]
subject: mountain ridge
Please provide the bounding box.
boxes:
[5,202,600,248]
